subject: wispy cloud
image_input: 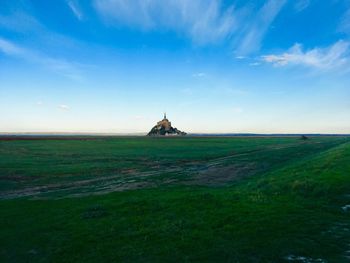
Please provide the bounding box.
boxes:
[58,104,70,111]
[261,40,350,71]
[192,72,206,78]
[339,7,350,35]
[236,0,287,55]
[249,62,261,67]
[67,0,83,20]
[0,11,42,33]
[93,0,287,54]
[0,38,24,55]
[0,37,84,80]
[0,10,82,54]
[294,0,311,12]
[93,0,236,44]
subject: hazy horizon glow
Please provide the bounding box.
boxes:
[1,0,350,134]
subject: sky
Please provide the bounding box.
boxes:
[0,0,350,134]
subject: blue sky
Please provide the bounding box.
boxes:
[0,0,349,133]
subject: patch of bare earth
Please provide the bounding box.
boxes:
[0,166,184,199]
[189,163,257,185]
[0,146,281,199]
[284,255,326,262]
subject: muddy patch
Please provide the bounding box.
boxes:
[0,160,258,199]
[342,204,350,212]
[191,162,257,185]
[285,255,326,262]
[0,166,181,199]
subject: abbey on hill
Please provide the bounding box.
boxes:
[148,113,186,136]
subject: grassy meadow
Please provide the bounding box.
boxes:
[1,136,350,262]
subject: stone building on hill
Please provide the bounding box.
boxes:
[147,113,186,136]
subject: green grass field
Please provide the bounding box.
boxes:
[1,136,350,262]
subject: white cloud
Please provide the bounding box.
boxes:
[58,104,70,111]
[93,0,287,54]
[236,0,287,55]
[0,11,82,55]
[249,62,261,66]
[0,38,24,55]
[0,37,84,80]
[294,0,311,12]
[67,0,83,20]
[93,0,236,44]
[261,40,350,70]
[192,72,206,78]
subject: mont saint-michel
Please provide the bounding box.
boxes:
[148,113,186,136]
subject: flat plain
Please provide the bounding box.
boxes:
[1,136,350,262]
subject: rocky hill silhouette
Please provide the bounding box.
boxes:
[148,113,186,136]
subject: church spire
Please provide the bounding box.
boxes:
[164,112,166,119]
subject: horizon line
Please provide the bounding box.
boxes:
[1,132,350,137]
